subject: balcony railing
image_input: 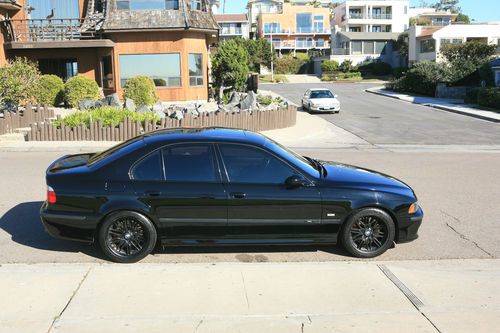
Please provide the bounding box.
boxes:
[263,28,330,35]
[273,40,330,50]
[4,18,98,43]
[345,13,393,20]
[221,28,242,35]
[331,48,349,55]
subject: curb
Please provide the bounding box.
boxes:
[365,88,500,123]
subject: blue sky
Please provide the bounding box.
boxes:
[223,0,500,22]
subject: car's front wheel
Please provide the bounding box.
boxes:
[341,208,395,258]
[98,211,157,263]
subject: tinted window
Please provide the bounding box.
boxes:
[132,151,163,181]
[163,144,217,182]
[219,144,297,184]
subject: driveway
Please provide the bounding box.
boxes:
[261,82,500,145]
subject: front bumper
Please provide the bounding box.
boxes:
[310,105,340,112]
[396,207,423,243]
[40,202,99,243]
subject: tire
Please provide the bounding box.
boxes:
[98,211,157,263]
[341,208,395,258]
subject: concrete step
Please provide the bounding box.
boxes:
[0,132,26,142]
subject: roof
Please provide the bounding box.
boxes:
[338,32,400,41]
[214,14,248,23]
[417,27,443,38]
[143,128,267,146]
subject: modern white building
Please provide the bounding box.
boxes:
[329,0,410,66]
[247,0,283,38]
[408,7,458,26]
[408,24,500,64]
[215,14,250,40]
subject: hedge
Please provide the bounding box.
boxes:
[477,88,500,110]
[38,75,64,106]
[123,76,158,106]
[64,75,100,108]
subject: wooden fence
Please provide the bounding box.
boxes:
[26,105,297,141]
[0,104,54,136]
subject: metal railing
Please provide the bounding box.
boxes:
[5,18,98,43]
[263,28,331,35]
[273,40,330,49]
[346,13,393,20]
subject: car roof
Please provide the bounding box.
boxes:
[309,88,331,91]
[143,127,268,146]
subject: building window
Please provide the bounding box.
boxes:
[349,26,361,32]
[349,9,362,19]
[375,41,387,54]
[101,55,114,89]
[372,26,381,32]
[364,41,375,54]
[264,22,280,33]
[38,58,78,82]
[351,41,362,54]
[404,6,408,14]
[117,0,179,10]
[313,15,324,32]
[188,53,203,86]
[316,38,325,47]
[191,0,202,10]
[296,13,312,33]
[296,37,313,48]
[267,38,281,48]
[441,38,463,46]
[119,53,181,88]
[420,39,436,53]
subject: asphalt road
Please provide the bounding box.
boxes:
[1,150,498,263]
[262,83,500,145]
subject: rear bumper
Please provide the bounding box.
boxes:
[40,202,99,243]
[396,207,423,243]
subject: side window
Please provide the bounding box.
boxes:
[163,144,218,182]
[131,150,163,181]
[219,144,298,184]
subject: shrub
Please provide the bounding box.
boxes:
[392,67,408,79]
[274,54,310,74]
[123,76,158,106]
[212,39,250,93]
[38,75,64,106]
[64,75,100,108]
[53,106,160,128]
[321,72,362,81]
[464,88,480,104]
[338,59,357,73]
[0,57,40,106]
[371,62,392,76]
[321,60,339,74]
[386,61,449,96]
[257,94,283,106]
[478,88,500,110]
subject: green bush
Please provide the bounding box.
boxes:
[321,60,339,74]
[371,62,392,76]
[338,59,358,73]
[257,94,283,106]
[392,67,408,79]
[212,39,250,93]
[53,106,160,128]
[321,72,362,81]
[464,88,480,104]
[38,75,64,106]
[386,61,449,96]
[478,88,500,110]
[0,57,40,106]
[274,54,310,74]
[123,76,158,106]
[64,75,100,108]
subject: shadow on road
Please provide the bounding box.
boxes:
[0,201,105,259]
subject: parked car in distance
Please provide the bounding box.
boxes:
[41,128,422,263]
[301,88,341,113]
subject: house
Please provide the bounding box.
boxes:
[492,58,500,87]
[330,0,409,66]
[0,0,219,102]
[215,14,250,41]
[408,24,500,64]
[408,7,457,26]
[257,2,331,54]
[247,0,283,38]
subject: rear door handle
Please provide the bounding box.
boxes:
[145,191,161,197]
[230,192,246,199]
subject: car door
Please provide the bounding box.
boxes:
[216,143,323,241]
[131,143,227,240]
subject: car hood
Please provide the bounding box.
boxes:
[310,98,339,105]
[320,161,414,195]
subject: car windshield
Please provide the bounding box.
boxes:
[310,90,334,99]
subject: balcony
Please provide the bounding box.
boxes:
[273,40,330,50]
[345,13,393,20]
[221,28,242,36]
[262,28,331,35]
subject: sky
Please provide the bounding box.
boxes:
[223,0,500,23]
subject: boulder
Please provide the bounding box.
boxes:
[136,105,151,113]
[104,93,122,107]
[79,99,98,110]
[124,98,136,112]
[170,110,184,120]
[240,91,258,111]
[227,91,241,106]
[0,101,17,113]
[155,110,166,119]
[152,103,164,113]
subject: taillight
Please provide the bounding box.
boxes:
[47,186,57,204]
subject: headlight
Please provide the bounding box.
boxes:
[408,202,419,214]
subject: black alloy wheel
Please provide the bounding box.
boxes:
[341,208,395,258]
[99,211,157,263]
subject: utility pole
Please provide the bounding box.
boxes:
[270,30,274,82]
[222,0,226,13]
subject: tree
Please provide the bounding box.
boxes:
[434,0,461,13]
[440,41,497,64]
[0,57,40,106]
[455,13,470,23]
[233,38,275,72]
[394,32,409,60]
[212,39,249,99]
[410,17,431,26]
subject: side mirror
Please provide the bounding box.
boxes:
[285,175,307,189]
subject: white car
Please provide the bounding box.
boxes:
[301,88,341,114]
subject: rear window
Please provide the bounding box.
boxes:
[131,151,163,181]
[87,137,144,166]
[163,144,218,182]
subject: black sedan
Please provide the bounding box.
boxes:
[41,128,422,263]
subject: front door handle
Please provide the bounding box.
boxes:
[145,191,161,197]
[230,192,247,199]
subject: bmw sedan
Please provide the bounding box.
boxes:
[41,128,422,263]
[301,88,341,113]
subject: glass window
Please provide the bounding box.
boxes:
[420,39,435,53]
[188,53,203,86]
[351,41,362,54]
[364,41,375,54]
[163,144,217,182]
[441,38,463,45]
[191,0,202,11]
[296,13,312,33]
[264,22,280,33]
[296,37,313,48]
[372,26,381,32]
[313,15,324,32]
[219,144,298,184]
[132,151,163,181]
[316,38,324,47]
[119,53,181,88]
[375,41,387,54]
[117,0,179,10]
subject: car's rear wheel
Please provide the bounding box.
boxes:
[341,208,395,258]
[98,211,157,263]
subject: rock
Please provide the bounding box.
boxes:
[240,91,258,111]
[199,102,218,113]
[104,93,122,107]
[136,105,151,113]
[152,103,164,113]
[227,91,241,106]
[79,99,98,110]
[0,101,17,113]
[170,110,184,120]
[155,110,166,119]
[124,98,136,112]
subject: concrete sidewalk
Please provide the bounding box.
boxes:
[1,260,498,333]
[366,87,500,123]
